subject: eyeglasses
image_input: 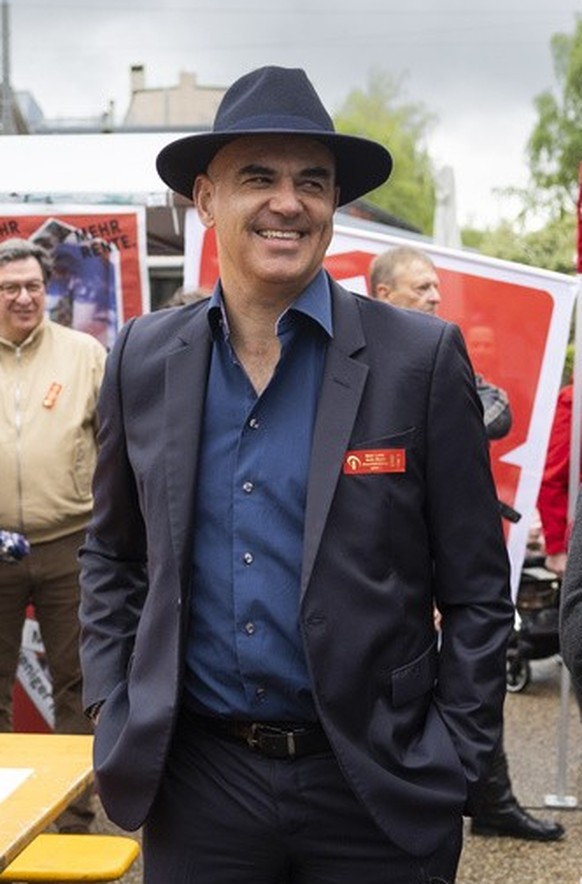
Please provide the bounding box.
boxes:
[0,280,45,298]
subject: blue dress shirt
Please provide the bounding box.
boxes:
[184,271,332,721]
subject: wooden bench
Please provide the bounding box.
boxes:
[0,833,140,882]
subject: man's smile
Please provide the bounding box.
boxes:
[257,229,303,240]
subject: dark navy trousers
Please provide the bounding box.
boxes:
[142,707,462,883]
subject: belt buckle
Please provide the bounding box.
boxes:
[246,722,260,751]
[246,723,297,758]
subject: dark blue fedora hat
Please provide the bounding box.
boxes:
[156,66,393,206]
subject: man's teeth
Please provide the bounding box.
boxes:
[259,230,301,240]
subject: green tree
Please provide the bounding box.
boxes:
[333,70,437,234]
[462,17,582,271]
[526,16,582,218]
[463,213,576,274]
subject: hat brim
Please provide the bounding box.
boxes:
[156,130,392,206]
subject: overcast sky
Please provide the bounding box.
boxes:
[6,0,582,227]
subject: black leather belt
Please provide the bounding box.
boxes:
[190,713,331,759]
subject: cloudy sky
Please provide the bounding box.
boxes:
[6,0,581,227]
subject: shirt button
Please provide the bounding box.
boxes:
[242,481,254,494]
[244,622,255,635]
[243,551,254,565]
[248,417,260,429]
[255,687,266,700]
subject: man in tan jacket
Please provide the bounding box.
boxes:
[0,237,106,832]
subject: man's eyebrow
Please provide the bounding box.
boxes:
[301,166,334,181]
[238,163,274,177]
[236,163,333,180]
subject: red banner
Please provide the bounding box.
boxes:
[0,206,149,348]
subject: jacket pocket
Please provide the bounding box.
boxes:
[348,427,417,451]
[390,640,437,707]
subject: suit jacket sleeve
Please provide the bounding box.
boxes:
[424,323,513,783]
[79,317,148,710]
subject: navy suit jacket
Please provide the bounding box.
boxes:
[79,277,513,856]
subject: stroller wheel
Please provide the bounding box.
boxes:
[506,653,530,693]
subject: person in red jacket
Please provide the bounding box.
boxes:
[538,384,578,578]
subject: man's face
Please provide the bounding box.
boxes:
[194,134,339,301]
[0,257,46,344]
[377,259,442,314]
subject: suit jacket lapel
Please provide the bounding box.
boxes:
[301,282,368,596]
[164,309,211,581]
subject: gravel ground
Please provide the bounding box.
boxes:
[458,656,582,884]
[91,657,582,883]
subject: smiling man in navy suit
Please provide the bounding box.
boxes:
[79,65,513,884]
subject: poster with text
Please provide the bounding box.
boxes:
[0,205,149,349]
[184,212,579,596]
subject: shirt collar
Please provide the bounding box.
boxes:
[207,269,333,341]
[0,316,47,351]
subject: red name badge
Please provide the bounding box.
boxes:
[343,448,406,475]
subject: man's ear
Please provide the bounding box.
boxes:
[374,282,393,304]
[194,175,215,229]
